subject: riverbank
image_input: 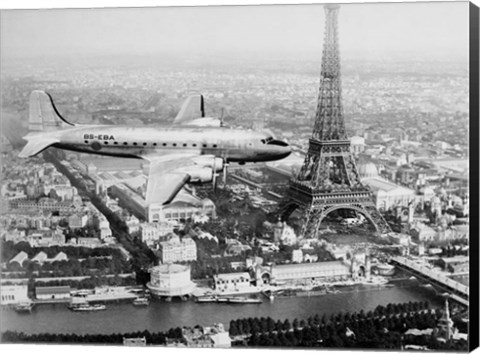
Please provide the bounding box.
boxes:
[0,282,444,335]
[192,275,390,298]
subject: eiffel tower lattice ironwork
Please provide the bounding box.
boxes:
[280,4,391,238]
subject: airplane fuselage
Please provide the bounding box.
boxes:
[42,124,291,163]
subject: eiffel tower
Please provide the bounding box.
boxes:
[280,4,391,238]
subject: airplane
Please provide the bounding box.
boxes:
[19,91,291,205]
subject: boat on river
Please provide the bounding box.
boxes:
[133,297,149,306]
[14,302,34,313]
[195,296,218,303]
[68,303,106,312]
[226,297,262,304]
[195,295,262,304]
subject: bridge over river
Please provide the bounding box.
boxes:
[390,256,468,307]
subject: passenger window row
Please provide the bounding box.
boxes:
[84,140,218,148]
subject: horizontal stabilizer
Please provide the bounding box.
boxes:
[173,95,205,124]
[18,137,58,158]
[181,117,222,127]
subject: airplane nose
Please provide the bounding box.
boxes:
[281,144,292,158]
[267,139,291,158]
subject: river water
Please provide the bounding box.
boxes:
[1,283,443,335]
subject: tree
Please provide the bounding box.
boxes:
[229,321,239,336]
[249,332,259,346]
[275,320,283,332]
[260,317,268,332]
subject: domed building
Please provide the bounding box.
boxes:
[357,161,380,179]
[147,264,195,300]
[357,160,416,212]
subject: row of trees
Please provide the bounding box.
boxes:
[10,275,137,292]
[1,240,126,261]
[227,301,460,349]
[5,257,131,278]
[1,327,184,345]
[1,277,136,296]
[229,301,432,337]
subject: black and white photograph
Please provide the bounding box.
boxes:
[0,0,477,352]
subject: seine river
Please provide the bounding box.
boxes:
[1,283,443,335]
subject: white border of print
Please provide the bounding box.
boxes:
[0,0,474,10]
[1,2,477,354]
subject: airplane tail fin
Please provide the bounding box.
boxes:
[28,90,75,131]
[173,95,205,124]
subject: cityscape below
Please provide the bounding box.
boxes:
[0,2,471,352]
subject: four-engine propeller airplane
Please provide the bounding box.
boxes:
[19,91,291,205]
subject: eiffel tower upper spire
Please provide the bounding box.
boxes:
[313,4,347,142]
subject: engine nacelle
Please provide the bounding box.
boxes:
[192,156,223,172]
[180,166,213,183]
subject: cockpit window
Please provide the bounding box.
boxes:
[261,137,274,144]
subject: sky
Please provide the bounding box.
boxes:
[0,1,470,62]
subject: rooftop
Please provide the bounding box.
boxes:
[152,263,190,274]
[214,272,250,280]
[272,260,350,275]
[35,286,71,295]
[362,176,415,193]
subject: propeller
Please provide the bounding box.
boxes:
[212,158,220,193]
[220,107,225,127]
[223,161,229,186]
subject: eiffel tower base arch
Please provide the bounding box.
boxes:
[280,199,391,239]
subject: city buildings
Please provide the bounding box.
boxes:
[35,286,71,301]
[31,251,48,264]
[254,259,370,285]
[213,272,253,293]
[166,323,231,348]
[9,251,29,267]
[0,285,29,305]
[223,239,252,257]
[148,190,216,224]
[157,235,197,264]
[291,248,319,263]
[358,161,416,211]
[140,221,175,247]
[109,182,216,224]
[273,220,297,245]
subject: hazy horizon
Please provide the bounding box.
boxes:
[1,2,470,63]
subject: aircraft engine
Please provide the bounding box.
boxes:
[185,167,214,183]
[192,156,223,172]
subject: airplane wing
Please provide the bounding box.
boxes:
[173,95,205,124]
[141,152,201,205]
